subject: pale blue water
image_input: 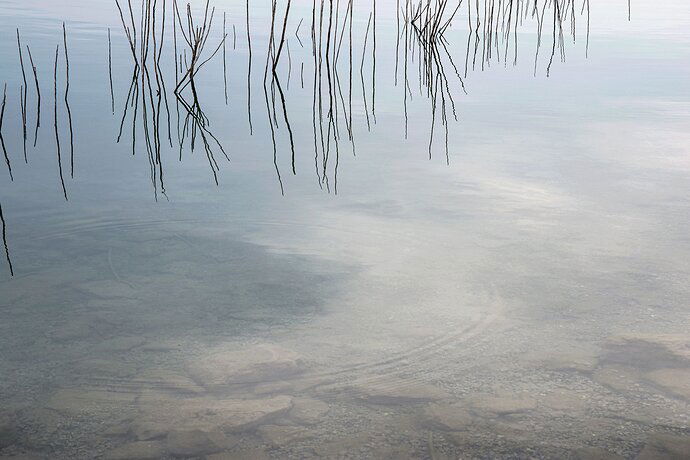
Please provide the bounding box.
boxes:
[0,1,689,458]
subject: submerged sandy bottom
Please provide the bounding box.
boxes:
[1,332,689,459]
[1,226,688,459]
[1,1,690,458]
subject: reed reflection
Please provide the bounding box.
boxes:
[173,0,229,186]
[0,0,603,276]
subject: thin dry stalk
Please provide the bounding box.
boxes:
[0,84,12,181]
[0,201,12,276]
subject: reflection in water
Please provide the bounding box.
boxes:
[62,22,75,178]
[17,29,28,164]
[0,0,594,273]
[174,0,228,187]
[223,11,228,105]
[53,43,68,201]
[405,4,464,163]
[115,0,173,198]
[0,200,11,276]
[263,0,294,195]
[311,0,358,193]
[108,27,114,114]
[5,1,689,459]
[0,84,11,182]
[26,44,41,147]
[246,0,254,135]
[1,0,592,197]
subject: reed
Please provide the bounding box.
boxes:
[63,23,75,177]
[113,0,175,198]
[54,45,68,200]
[26,46,41,146]
[0,201,12,276]
[262,0,284,194]
[372,0,376,122]
[16,29,28,163]
[295,18,304,47]
[0,84,12,181]
[360,12,372,132]
[174,0,229,185]
[246,0,253,134]
[108,28,115,113]
[223,11,228,105]
[0,0,594,197]
[270,0,296,175]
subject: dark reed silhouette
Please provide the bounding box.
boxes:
[17,29,28,163]
[262,0,285,194]
[54,45,68,200]
[246,0,253,134]
[295,17,304,47]
[26,46,41,146]
[108,28,115,113]
[270,0,296,175]
[372,0,376,123]
[0,84,12,181]
[115,0,174,198]
[360,12,373,132]
[63,23,75,177]
[223,11,228,105]
[1,0,594,197]
[405,0,464,163]
[174,0,229,186]
[0,0,610,274]
[0,201,12,276]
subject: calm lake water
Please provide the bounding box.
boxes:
[1,0,689,458]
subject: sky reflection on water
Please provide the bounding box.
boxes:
[0,1,689,459]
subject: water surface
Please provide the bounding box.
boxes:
[1,0,689,458]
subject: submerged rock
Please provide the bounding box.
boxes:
[541,349,599,373]
[187,344,304,389]
[45,388,137,415]
[643,368,690,399]
[288,397,330,425]
[352,379,450,405]
[592,366,641,393]
[574,447,625,460]
[258,424,313,446]
[372,446,422,459]
[102,421,131,438]
[0,415,19,449]
[206,448,271,460]
[134,393,293,436]
[423,403,474,431]
[18,408,63,436]
[131,420,169,441]
[469,395,537,415]
[133,368,205,395]
[166,429,235,457]
[103,441,165,460]
[313,433,371,458]
[605,334,690,367]
[540,391,589,411]
[636,433,690,460]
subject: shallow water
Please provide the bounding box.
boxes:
[1,0,689,459]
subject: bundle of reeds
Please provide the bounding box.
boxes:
[173,0,228,185]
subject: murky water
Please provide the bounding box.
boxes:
[1,0,689,458]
